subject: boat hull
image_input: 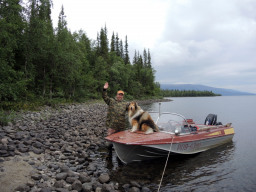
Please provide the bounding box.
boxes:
[112,134,234,164]
[106,123,235,164]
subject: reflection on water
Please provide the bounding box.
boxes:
[159,142,235,191]
[104,141,235,191]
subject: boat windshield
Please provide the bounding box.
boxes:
[149,112,190,134]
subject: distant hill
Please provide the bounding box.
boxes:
[160,84,256,96]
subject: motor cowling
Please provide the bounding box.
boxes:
[204,114,217,125]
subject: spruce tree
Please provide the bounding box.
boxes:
[98,27,109,60]
[0,1,161,102]
[0,0,27,101]
[124,35,130,65]
[37,0,54,97]
[132,50,137,64]
[115,33,120,56]
[55,5,73,98]
[23,0,55,97]
[110,32,115,52]
[119,40,124,59]
[147,48,152,67]
[143,48,148,66]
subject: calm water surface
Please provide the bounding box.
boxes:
[106,96,256,192]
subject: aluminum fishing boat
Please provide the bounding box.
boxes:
[105,104,235,164]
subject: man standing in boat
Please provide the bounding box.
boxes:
[102,82,129,154]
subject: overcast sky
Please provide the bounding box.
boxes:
[51,0,256,93]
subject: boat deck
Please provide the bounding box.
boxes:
[106,125,234,146]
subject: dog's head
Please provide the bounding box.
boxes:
[127,101,138,113]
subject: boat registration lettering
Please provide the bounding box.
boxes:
[177,142,201,151]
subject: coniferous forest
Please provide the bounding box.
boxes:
[161,89,221,97]
[0,0,161,109]
[1,0,222,111]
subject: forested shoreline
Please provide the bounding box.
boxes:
[161,89,221,97]
[0,0,161,109]
[1,0,222,112]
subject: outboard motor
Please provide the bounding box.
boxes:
[204,114,217,125]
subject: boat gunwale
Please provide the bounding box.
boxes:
[106,127,235,146]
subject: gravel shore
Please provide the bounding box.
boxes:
[0,99,171,192]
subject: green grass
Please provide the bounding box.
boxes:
[0,109,17,126]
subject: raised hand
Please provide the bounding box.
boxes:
[104,82,109,89]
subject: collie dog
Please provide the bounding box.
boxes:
[127,102,159,134]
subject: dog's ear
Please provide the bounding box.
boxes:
[126,102,130,111]
[135,102,138,110]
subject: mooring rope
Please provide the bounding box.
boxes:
[157,136,174,192]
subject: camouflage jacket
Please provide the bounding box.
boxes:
[102,89,128,131]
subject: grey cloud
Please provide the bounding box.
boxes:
[152,0,256,93]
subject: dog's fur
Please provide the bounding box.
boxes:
[127,102,159,134]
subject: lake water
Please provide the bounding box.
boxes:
[106,96,256,192]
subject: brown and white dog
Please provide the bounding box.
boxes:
[127,101,159,134]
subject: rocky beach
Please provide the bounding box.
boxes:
[0,99,170,192]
